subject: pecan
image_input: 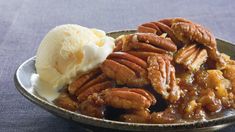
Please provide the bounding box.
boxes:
[127,51,173,62]
[102,88,156,110]
[78,93,106,118]
[147,55,181,103]
[53,92,78,111]
[150,107,177,124]
[123,41,168,54]
[159,18,192,27]
[136,33,177,52]
[114,35,133,52]
[101,52,149,87]
[79,87,156,118]
[171,21,216,50]
[114,33,177,53]
[120,109,150,123]
[171,21,222,63]
[68,68,113,103]
[68,68,101,95]
[174,44,208,71]
[152,22,182,47]
[138,23,162,35]
[138,18,190,47]
[77,81,113,103]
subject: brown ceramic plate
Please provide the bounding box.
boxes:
[14,30,235,131]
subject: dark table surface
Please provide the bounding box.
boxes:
[1,0,235,131]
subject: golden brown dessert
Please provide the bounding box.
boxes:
[54,18,235,124]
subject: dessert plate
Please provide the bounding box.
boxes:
[14,30,235,131]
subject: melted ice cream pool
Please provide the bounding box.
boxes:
[31,74,60,102]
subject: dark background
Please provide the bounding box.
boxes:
[1,0,235,131]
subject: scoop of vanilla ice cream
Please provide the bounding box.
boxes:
[35,24,115,90]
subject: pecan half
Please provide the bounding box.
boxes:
[136,33,177,52]
[127,51,173,62]
[114,33,177,53]
[147,55,181,103]
[174,44,208,71]
[171,21,216,50]
[150,107,177,124]
[171,21,222,63]
[138,22,162,35]
[101,52,149,87]
[138,18,190,47]
[120,109,150,123]
[53,92,78,111]
[68,68,113,103]
[68,68,101,95]
[159,18,192,27]
[102,88,156,110]
[78,93,106,118]
[77,81,113,103]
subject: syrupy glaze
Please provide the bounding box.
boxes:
[151,58,235,123]
[52,49,235,124]
[53,58,235,123]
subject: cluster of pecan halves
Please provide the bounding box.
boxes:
[102,32,181,103]
[55,67,156,121]
[138,18,226,70]
[54,18,230,123]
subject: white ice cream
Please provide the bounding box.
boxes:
[32,24,115,101]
